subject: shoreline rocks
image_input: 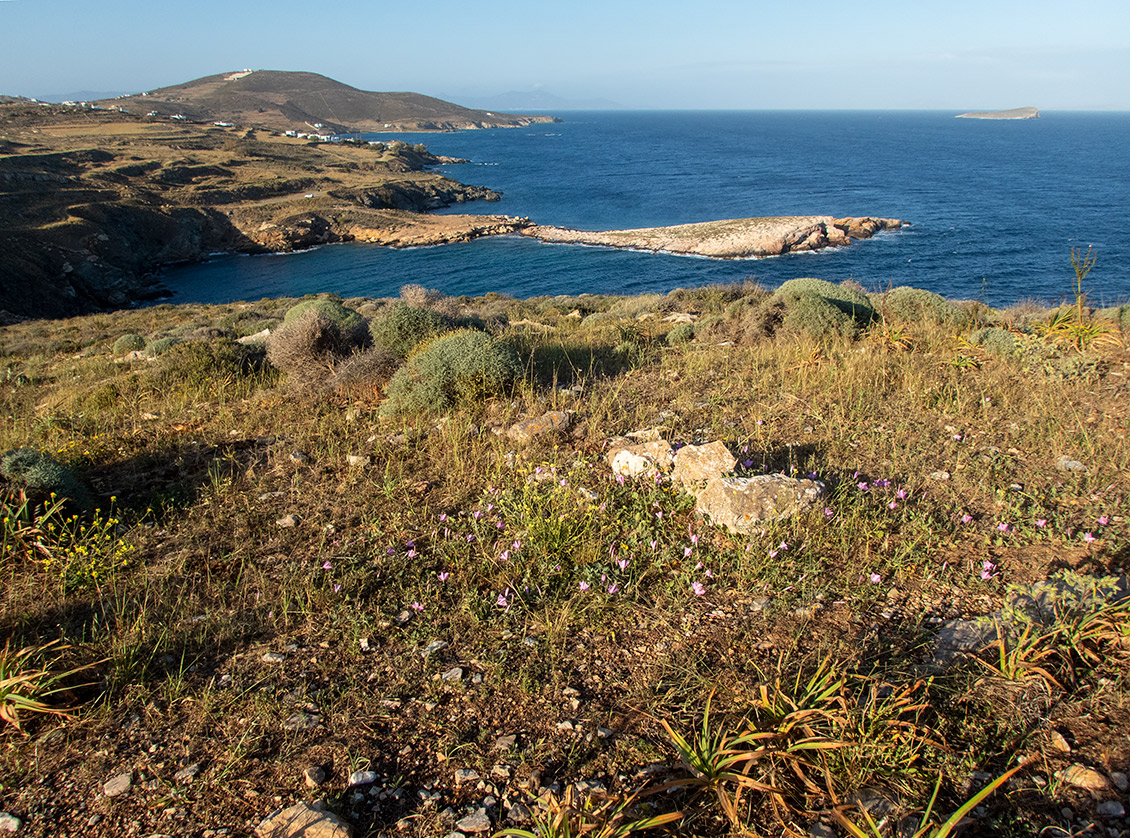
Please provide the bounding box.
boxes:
[519,216,904,259]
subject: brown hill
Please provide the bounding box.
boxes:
[99,69,559,132]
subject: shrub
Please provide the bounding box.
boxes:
[267,309,370,391]
[773,277,876,325]
[328,347,402,397]
[881,286,967,326]
[666,323,696,345]
[1,448,91,511]
[112,334,146,356]
[782,291,860,340]
[150,339,264,390]
[369,302,450,358]
[970,327,1018,357]
[217,309,280,338]
[282,299,370,347]
[380,329,521,416]
[737,297,787,344]
[146,336,181,356]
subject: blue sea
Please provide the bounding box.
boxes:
[160,111,1130,308]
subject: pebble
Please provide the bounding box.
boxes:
[1097,801,1126,818]
[275,514,298,528]
[0,814,20,833]
[103,771,133,798]
[809,824,836,838]
[1056,456,1087,473]
[304,766,327,787]
[349,770,378,786]
[597,727,614,740]
[441,667,464,682]
[1060,764,1109,791]
[262,651,287,664]
[454,769,481,785]
[289,450,309,463]
[347,454,371,467]
[423,640,449,656]
[556,721,575,731]
[1049,730,1071,753]
[255,803,351,838]
[507,802,532,825]
[455,810,492,833]
[748,597,772,613]
[494,735,517,751]
[173,763,201,784]
[283,711,322,732]
[1112,772,1128,792]
[929,471,951,481]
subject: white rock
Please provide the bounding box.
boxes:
[103,771,133,798]
[0,813,21,833]
[349,770,378,786]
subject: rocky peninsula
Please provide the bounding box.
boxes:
[520,215,903,259]
[956,107,1040,120]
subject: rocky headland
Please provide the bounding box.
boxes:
[519,215,903,259]
[956,107,1040,120]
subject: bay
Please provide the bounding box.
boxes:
[160,111,1130,308]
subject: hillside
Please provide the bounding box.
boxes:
[99,70,560,133]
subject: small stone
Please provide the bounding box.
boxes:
[262,651,287,664]
[103,771,133,798]
[506,411,571,443]
[1049,730,1071,753]
[556,720,575,731]
[454,769,481,785]
[441,667,464,682]
[423,640,448,657]
[809,824,836,838]
[289,450,309,464]
[255,802,352,838]
[347,454,371,467]
[695,474,825,533]
[283,711,322,732]
[1097,801,1125,819]
[522,636,537,647]
[305,766,328,787]
[275,514,298,528]
[561,687,580,698]
[87,814,103,827]
[672,441,736,490]
[1111,771,1128,792]
[749,597,772,613]
[349,770,378,786]
[359,637,371,653]
[173,763,201,784]
[0,814,21,833]
[491,765,512,780]
[1055,455,1087,473]
[394,610,411,624]
[929,470,951,481]
[455,810,492,833]
[470,673,483,685]
[494,735,517,751]
[596,727,613,740]
[1060,764,1109,791]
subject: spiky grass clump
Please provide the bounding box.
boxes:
[882,286,967,326]
[380,329,521,416]
[0,448,91,511]
[369,301,451,358]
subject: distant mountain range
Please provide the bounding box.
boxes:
[95,70,558,132]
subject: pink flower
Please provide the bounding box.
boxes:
[690,533,699,545]
[997,522,1010,532]
[579,581,590,591]
[961,514,973,525]
[439,513,448,522]
[705,569,714,579]
[608,584,619,594]
[496,593,508,607]
[617,558,629,570]
[1083,532,1096,543]
[500,551,510,562]
[1098,516,1109,526]
[1035,518,1047,528]
[333,584,342,593]
[512,540,522,551]
[778,541,789,551]
[768,549,779,560]
[757,419,765,426]
[896,489,908,500]
[869,572,881,584]
[411,601,424,612]
[824,508,834,518]
[692,581,706,596]
[888,501,899,510]
[406,549,417,559]
[649,540,658,550]
[473,510,482,520]
[322,560,333,570]
[684,546,693,558]
[858,481,869,491]
[438,571,449,582]
[981,560,997,580]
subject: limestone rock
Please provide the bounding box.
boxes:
[672,441,735,490]
[255,803,353,838]
[455,810,492,833]
[103,771,133,798]
[507,411,571,443]
[1059,764,1109,791]
[607,438,675,479]
[0,813,20,833]
[695,474,825,534]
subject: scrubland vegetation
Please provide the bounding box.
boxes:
[1,261,1128,837]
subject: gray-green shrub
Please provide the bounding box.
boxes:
[282,299,370,347]
[369,302,450,358]
[112,334,146,355]
[882,286,966,326]
[783,291,860,340]
[380,329,521,416]
[1,447,92,510]
[773,277,876,325]
[970,327,1018,357]
[666,323,696,345]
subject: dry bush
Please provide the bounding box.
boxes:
[266,309,368,391]
[328,347,402,398]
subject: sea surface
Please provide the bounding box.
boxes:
[160,111,1130,308]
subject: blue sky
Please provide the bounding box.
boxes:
[1,0,1127,109]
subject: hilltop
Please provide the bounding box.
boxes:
[98,70,560,133]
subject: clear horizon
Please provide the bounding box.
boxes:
[2,0,1128,111]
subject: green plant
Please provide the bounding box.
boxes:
[267,307,371,390]
[496,784,681,838]
[146,336,182,356]
[369,301,450,358]
[968,327,1017,358]
[0,639,100,731]
[665,322,695,346]
[831,765,1022,838]
[282,298,369,342]
[380,329,520,416]
[1,447,91,510]
[773,277,876,325]
[882,287,966,326]
[782,291,861,340]
[112,333,146,355]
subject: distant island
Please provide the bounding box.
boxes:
[955,107,1039,120]
[96,69,560,134]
